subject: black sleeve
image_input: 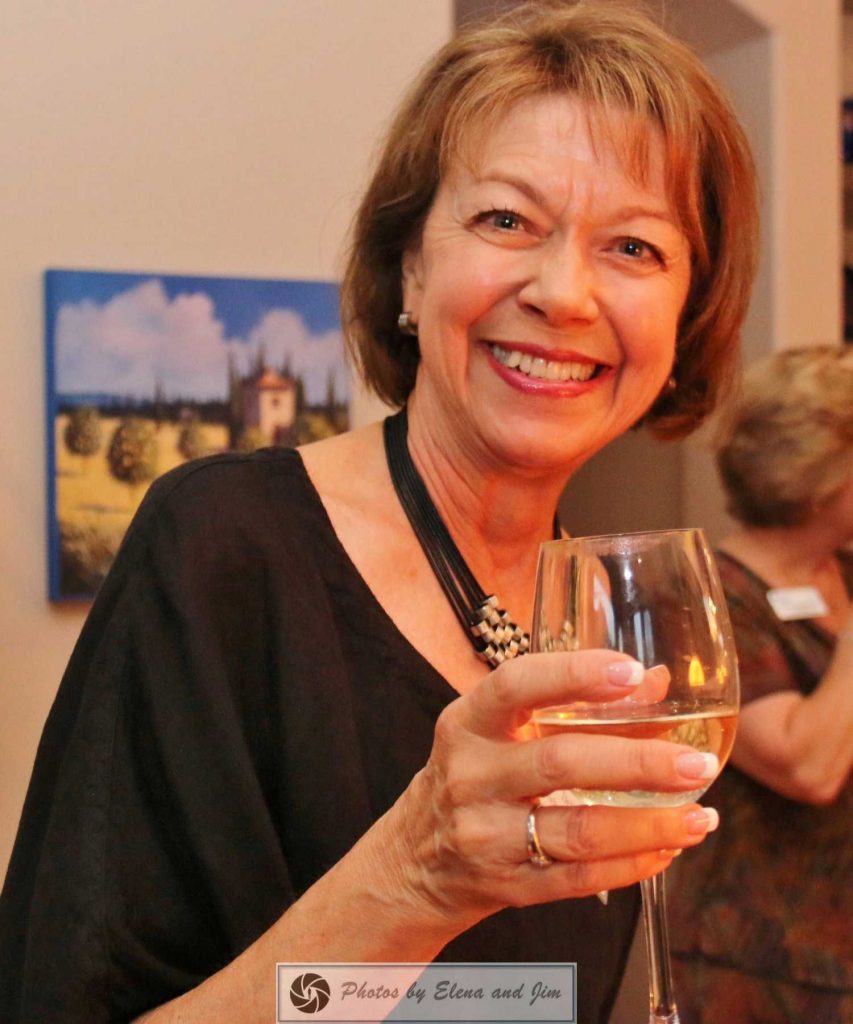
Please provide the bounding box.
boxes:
[0,460,296,1023]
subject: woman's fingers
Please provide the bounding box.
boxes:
[443,730,718,803]
[511,848,679,905]
[410,793,718,910]
[512,803,720,903]
[431,798,718,874]
[512,732,718,800]
[625,663,671,704]
[461,650,656,737]
[530,802,719,866]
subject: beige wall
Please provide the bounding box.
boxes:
[682,0,842,541]
[0,0,449,879]
[736,0,842,351]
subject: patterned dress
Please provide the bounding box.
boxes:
[669,549,853,1024]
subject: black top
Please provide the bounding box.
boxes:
[0,448,638,1023]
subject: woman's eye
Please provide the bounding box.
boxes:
[617,237,663,263]
[479,208,524,232]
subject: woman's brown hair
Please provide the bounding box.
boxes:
[341,0,759,439]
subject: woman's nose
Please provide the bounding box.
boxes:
[518,237,600,325]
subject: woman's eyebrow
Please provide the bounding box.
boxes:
[471,173,679,228]
[470,171,549,209]
[605,204,680,227]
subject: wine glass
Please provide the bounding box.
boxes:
[531,528,739,1024]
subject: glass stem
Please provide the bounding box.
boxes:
[640,871,680,1024]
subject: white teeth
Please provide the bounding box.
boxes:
[490,344,597,383]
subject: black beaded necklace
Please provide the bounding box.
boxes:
[383,407,558,669]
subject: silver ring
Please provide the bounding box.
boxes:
[526,802,554,867]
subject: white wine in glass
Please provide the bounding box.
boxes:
[531,529,739,1024]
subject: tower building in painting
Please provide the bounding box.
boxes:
[240,367,296,445]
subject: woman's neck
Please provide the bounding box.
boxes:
[720,524,852,635]
[722,521,852,634]
[404,398,569,617]
[721,520,843,586]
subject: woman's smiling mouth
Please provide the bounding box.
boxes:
[487,342,603,382]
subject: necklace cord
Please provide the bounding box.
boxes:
[383,407,552,667]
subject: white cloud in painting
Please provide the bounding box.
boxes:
[55,278,348,404]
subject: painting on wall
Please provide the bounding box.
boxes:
[45,268,348,601]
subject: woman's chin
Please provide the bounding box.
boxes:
[477,419,602,478]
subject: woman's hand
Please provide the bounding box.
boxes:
[132,651,721,1022]
[388,650,720,934]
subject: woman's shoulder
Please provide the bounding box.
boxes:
[129,446,314,536]
[93,446,331,598]
[106,425,398,618]
[142,445,306,506]
[135,423,389,529]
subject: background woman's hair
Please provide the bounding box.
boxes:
[716,345,853,527]
[340,0,759,440]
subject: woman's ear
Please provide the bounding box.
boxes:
[401,244,424,319]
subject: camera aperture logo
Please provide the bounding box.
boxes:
[290,972,332,1014]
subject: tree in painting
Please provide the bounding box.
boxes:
[177,418,208,461]
[107,417,159,502]
[64,406,102,471]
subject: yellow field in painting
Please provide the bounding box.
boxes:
[55,414,229,535]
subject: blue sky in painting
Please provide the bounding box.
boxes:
[47,269,347,405]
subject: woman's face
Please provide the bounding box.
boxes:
[403,93,692,475]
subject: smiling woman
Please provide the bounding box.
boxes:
[0,4,759,1024]
[342,3,758,444]
[398,93,692,476]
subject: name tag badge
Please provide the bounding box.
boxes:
[766,586,829,621]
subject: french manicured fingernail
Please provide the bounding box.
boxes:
[607,660,644,687]
[684,807,720,835]
[658,848,683,860]
[676,752,719,780]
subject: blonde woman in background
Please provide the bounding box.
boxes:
[670,345,853,1023]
